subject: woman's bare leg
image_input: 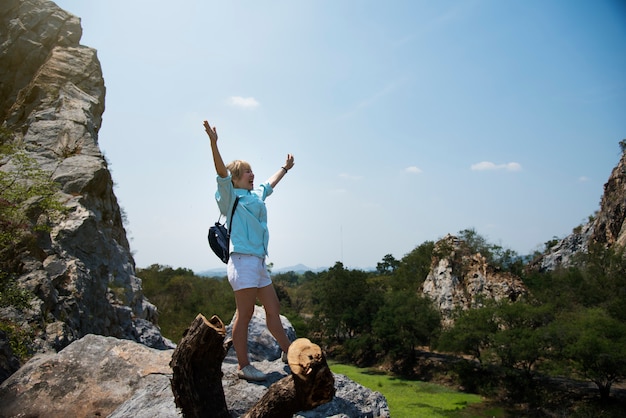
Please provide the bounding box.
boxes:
[257,284,292,353]
[232,287,258,369]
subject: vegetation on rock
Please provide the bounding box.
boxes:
[0,126,65,359]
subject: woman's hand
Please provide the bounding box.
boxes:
[283,153,295,171]
[203,120,218,142]
[269,154,295,188]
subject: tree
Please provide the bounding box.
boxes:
[137,264,236,343]
[376,254,399,276]
[490,302,554,376]
[554,308,626,401]
[390,241,434,291]
[436,305,498,363]
[457,228,522,273]
[372,291,441,360]
[534,244,626,320]
[312,262,377,342]
[573,244,626,320]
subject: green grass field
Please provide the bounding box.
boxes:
[329,362,502,418]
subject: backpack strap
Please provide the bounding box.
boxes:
[228,196,240,230]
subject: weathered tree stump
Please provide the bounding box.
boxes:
[169,313,230,418]
[242,338,335,418]
[170,315,335,418]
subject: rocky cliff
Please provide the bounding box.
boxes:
[422,234,528,323]
[591,149,626,248]
[0,0,170,382]
[535,149,626,271]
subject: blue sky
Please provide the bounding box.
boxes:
[54,0,626,272]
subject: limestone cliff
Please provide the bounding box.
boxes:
[535,149,626,271]
[422,234,528,323]
[0,0,170,382]
[590,149,626,248]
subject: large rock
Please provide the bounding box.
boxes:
[225,305,298,363]
[0,310,390,418]
[423,234,528,323]
[0,0,170,383]
[533,150,626,271]
[534,222,593,272]
[591,151,626,248]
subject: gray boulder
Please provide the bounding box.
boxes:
[0,309,390,417]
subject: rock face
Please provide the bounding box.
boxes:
[534,223,593,272]
[422,234,528,323]
[535,150,626,271]
[0,309,390,418]
[591,150,626,248]
[0,0,170,382]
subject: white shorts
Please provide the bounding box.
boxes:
[227,253,272,291]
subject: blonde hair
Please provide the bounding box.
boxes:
[226,160,252,181]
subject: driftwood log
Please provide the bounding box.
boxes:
[170,314,335,418]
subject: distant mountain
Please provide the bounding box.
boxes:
[196,263,327,278]
[196,267,227,278]
[272,264,326,274]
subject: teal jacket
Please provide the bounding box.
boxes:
[215,174,273,258]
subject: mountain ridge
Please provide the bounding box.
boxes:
[197,263,330,277]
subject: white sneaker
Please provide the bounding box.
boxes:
[237,365,267,381]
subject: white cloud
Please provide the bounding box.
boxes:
[579,176,590,182]
[470,161,522,172]
[405,166,423,174]
[339,173,363,180]
[228,96,260,109]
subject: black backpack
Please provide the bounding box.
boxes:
[208,197,239,264]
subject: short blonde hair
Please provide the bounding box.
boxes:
[226,160,252,181]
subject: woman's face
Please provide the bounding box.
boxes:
[233,168,254,190]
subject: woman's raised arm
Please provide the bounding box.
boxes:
[268,153,295,188]
[204,120,228,178]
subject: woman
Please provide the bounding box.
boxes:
[204,120,293,382]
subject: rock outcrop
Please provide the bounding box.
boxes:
[0,309,390,418]
[533,223,593,272]
[591,150,626,248]
[534,150,626,271]
[422,234,528,323]
[0,0,170,382]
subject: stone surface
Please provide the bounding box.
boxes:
[0,310,390,418]
[422,234,528,323]
[225,305,298,363]
[590,151,626,248]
